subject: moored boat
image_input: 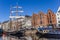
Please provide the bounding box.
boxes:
[37,27,60,38]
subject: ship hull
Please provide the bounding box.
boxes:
[43,33,60,39]
[37,32,60,39]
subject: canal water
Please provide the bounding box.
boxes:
[0,34,60,40]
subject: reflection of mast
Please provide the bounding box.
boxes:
[9,3,24,31]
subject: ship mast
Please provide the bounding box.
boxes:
[9,2,24,32]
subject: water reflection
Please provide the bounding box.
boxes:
[2,34,20,40]
[1,34,60,40]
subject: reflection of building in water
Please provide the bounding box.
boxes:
[2,34,20,40]
[25,36,32,40]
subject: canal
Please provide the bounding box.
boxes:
[0,34,60,40]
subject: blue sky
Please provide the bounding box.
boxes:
[0,0,60,22]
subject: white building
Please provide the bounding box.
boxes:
[56,6,60,27]
[23,15,32,28]
[2,20,10,31]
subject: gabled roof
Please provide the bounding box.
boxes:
[47,9,55,15]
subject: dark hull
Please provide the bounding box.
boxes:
[36,32,60,39]
[43,33,60,39]
[6,30,25,37]
[10,31,25,37]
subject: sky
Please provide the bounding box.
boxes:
[0,0,60,22]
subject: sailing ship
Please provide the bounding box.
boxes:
[6,3,26,37]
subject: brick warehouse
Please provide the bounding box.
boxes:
[47,9,57,28]
[32,13,40,28]
[32,9,57,28]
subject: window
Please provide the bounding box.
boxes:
[58,21,60,23]
[49,12,51,20]
[40,14,42,19]
[49,12,50,14]
[58,17,59,19]
[52,15,53,16]
[50,21,52,23]
[58,24,60,26]
[40,16,42,18]
[40,21,42,24]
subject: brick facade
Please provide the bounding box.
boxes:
[39,12,48,28]
[32,9,57,28]
[47,9,57,28]
[32,13,40,28]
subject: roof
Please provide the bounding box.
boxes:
[57,6,60,13]
[25,15,31,18]
[3,20,9,23]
